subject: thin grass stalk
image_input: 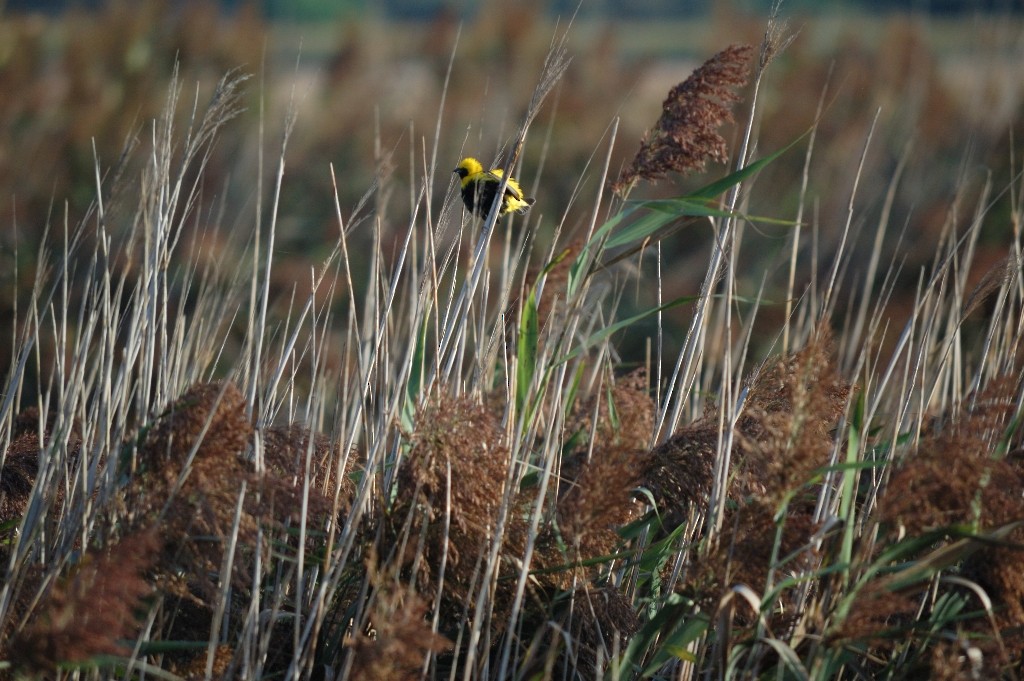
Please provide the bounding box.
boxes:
[702,27,779,541]
[207,479,247,679]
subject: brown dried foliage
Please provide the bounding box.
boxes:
[346,555,452,680]
[178,644,235,681]
[735,328,851,506]
[8,530,159,675]
[0,432,40,527]
[872,375,1024,668]
[555,369,653,568]
[645,328,849,530]
[613,44,753,194]
[683,502,820,617]
[129,381,342,602]
[834,580,920,645]
[644,416,718,531]
[557,586,641,678]
[568,368,654,451]
[644,330,847,623]
[878,375,1023,536]
[928,633,1014,681]
[387,394,524,631]
[260,422,354,505]
[555,444,645,568]
[1,407,82,527]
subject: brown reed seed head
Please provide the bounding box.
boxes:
[643,328,848,536]
[131,381,338,603]
[388,394,521,629]
[613,44,753,194]
[0,432,40,527]
[560,586,640,677]
[878,375,1023,536]
[141,381,252,469]
[553,369,653,561]
[734,328,850,505]
[680,501,819,617]
[556,443,646,565]
[8,530,159,675]
[256,422,352,526]
[346,554,452,680]
[643,418,719,531]
[568,368,654,451]
[2,406,82,529]
[834,580,920,646]
[179,644,235,681]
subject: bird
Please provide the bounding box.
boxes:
[453,157,535,220]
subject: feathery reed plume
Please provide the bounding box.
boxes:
[735,327,850,506]
[178,644,234,681]
[677,500,820,623]
[132,382,256,597]
[0,432,40,527]
[346,553,452,680]
[878,375,1021,536]
[960,255,1022,320]
[568,368,654,450]
[642,417,718,532]
[129,381,336,604]
[872,376,1024,670]
[557,586,640,677]
[930,638,989,681]
[555,369,653,563]
[8,530,159,675]
[260,422,351,498]
[613,44,753,194]
[140,381,252,470]
[556,443,645,565]
[643,328,849,532]
[833,579,920,645]
[386,395,523,631]
[1,407,83,527]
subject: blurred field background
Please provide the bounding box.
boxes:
[2,0,1022,391]
[4,2,1024,678]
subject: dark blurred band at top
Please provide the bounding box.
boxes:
[3,0,1023,18]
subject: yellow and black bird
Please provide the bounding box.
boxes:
[453,157,535,220]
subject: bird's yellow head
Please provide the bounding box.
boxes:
[453,157,484,184]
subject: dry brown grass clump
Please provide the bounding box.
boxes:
[260,422,353,502]
[567,368,654,451]
[345,554,452,681]
[643,417,719,531]
[386,394,523,632]
[644,330,849,623]
[556,443,646,566]
[612,43,753,194]
[834,580,921,646]
[1,407,82,527]
[6,530,159,675]
[257,421,356,530]
[128,381,340,604]
[178,644,235,681]
[548,586,641,678]
[131,381,258,597]
[646,328,849,531]
[734,327,851,506]
[878,375,1022,536]
[853,375,1024,672]
[0,431,41,527]
[555,369,654,568]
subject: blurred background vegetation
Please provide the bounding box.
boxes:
[1,0,1022,387]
